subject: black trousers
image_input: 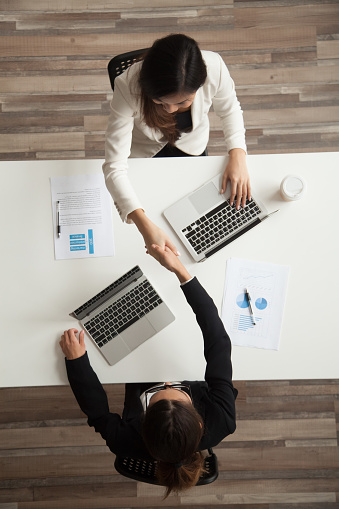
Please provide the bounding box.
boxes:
[153,144,208,158]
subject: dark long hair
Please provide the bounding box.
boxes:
[138,33,207,145]
[142,399,205,498]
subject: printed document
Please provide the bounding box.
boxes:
[50,174,115,260]
[222,258,289,350]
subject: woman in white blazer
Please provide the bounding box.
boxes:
[103,33,251,257]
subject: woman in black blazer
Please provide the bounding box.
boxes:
[60,244,237,497]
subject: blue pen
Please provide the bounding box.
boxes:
[245,288,256,325]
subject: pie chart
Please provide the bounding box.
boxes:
[255,297,268,310]
[236,293,249,309]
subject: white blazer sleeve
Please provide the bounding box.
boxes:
[102,73,143,224]
[211,53,247,153]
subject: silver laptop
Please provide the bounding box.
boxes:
[164,174,278,262]
[71,266,175,365]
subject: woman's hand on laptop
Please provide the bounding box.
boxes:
[150,244,192,284]
[59,328,86,360]
[221,148,251,210]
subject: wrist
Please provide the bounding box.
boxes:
[173,266,192,284]
[128,209,152,234]
[228,148,246,159]
[66,351,86,361]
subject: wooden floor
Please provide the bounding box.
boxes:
[1,1,339,507]
[0,0,339,159]
[1,380,338,507]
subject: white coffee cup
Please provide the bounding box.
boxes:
[280,175,306,201]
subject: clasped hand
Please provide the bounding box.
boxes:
[149,244,191,283]
[142,221,179,257]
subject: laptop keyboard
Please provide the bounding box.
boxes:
[73,265,140,319]
[182,198,262,254]
[85,279,162,348]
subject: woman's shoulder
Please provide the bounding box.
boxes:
[114,60,142,94]
[200,50,230,88]
[110,61,142,111]
[201,49,225,68]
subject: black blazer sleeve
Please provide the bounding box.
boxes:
[65,353,150,459]
[181,277,237,440]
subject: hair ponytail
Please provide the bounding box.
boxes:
[142,399,205,497]
[157,451,206,498]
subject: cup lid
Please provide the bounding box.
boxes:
[281,175,306,200]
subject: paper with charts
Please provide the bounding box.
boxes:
[222,258,290,350]
[50,174,115,260]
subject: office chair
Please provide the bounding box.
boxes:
[114,447,218,486]
[107,48,149,91]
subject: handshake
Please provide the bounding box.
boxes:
[148,244,191,284]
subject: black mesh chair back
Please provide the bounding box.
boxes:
[114,448,218,486]
[107,48,149,91]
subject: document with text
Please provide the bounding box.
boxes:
[222,258,290,350]
[50,174,115,260]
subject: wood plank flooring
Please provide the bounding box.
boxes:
[1,380,338,507]
[0,0,339,159]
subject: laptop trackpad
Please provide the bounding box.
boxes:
[120,318,156,351]
[188,181,222,215]
[101,336,131,366]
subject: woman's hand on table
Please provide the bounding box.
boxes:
[59,328,86,360]
[221,148,251,209]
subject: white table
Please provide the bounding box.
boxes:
[1,153,338,387]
